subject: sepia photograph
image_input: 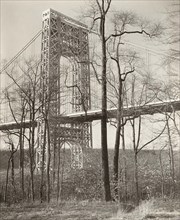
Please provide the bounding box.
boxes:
[0,0,180,219]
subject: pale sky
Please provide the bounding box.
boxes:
[0,0,170,60]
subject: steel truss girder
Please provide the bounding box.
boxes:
[36,9,92,170]
[70,145,83,169]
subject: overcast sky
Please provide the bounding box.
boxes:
[0,0,170,60]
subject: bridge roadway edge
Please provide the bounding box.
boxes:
[0,100,180,131]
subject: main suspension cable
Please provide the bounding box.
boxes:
[2,59,41,91]
[0,30,42,75]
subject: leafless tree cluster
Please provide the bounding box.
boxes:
[82,0,179,203]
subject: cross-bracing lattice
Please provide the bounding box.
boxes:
[36,9,92,170]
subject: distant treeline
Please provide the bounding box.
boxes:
[0,148,179,170]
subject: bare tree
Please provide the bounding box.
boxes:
[126,75,167,205]
[165,1,180,59]
[159,144,167,199]
[82,0,112,201]
[103,9,164,200]
[165,113,176,197]
[4,134,18,203]
[3,58,41,201]
[4,88,28,199]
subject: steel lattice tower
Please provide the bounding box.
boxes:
[36,9,92,169]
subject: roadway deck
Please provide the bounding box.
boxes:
[0,100,180,131]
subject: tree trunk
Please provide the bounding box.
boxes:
[46,120,51,203]
[134,152,139,205]
[53,130,57,188]
[159,149,165,199]
[122,123,127,201]
[28,137,35,201]
[101,14,111,201]
[29,110,35,201]
[31,110,35,201]
[131,118,140,205]
[40,121,46,203]
[166,116,176,197]
[10,143,16,195]
[19,128,25,199]
[57,140,61,202]
[113,69,123,199]
[5,157,10,203]
[113,122,121,200]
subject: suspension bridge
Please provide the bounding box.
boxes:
[0,8,180,169]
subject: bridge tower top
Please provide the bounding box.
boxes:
[42,8,88,29]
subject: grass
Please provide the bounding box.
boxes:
[112,198,180,220]
[0,200,118,220]
[0,198,180,220]
[110,199,155,220]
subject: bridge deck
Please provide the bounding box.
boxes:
[58,100,180,123]
[0,100,180,130]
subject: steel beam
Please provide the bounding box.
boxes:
[1,100,180,130]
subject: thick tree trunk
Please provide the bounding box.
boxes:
[122,124,127,201]
[131,118,140,205]
[113,73,122,199]
[101,115,111,201]
[113,122,121,199]
[101,14,111,201]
